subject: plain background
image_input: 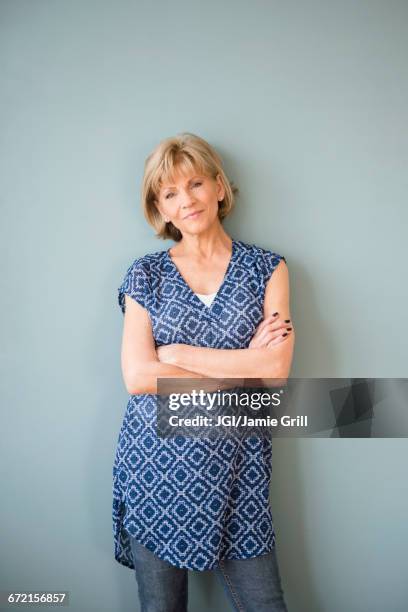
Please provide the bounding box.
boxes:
[1,1,407,611]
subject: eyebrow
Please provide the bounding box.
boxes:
[161,176,204,191]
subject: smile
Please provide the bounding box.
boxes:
[184,210,202,220]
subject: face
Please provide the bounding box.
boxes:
[155,169,225,237]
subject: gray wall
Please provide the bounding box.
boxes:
[1,1,407,610]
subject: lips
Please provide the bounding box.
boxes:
[184,210,202,220]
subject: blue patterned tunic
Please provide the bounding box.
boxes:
[112,238,286,571]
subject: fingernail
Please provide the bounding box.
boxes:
[282,332,288,337]
[284,319,291,323]
[273,312,279,316]
[286,327,292,331]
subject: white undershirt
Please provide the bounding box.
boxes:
[194,291,217,307]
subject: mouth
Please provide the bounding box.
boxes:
[184,210,203,220]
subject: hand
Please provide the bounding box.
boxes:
[248,313,293,349]
[156,343,178,364]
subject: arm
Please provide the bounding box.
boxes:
[258,258,295,385]
[158,259,295,380]
[121,294,209,394]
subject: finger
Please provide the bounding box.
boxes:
[254,327,275,347]
[259,318,291,332]
[258,328,292,348]
[267,332,291,348]
[256,322,292,345]
[251,328,290,349]
[253,313,279,336]
[267,319,292,332]
[250,314,288,348]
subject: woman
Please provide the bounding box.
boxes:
[113,132,295,611]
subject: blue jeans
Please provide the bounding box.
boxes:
[129,537,288,612]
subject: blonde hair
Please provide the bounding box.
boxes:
[141,132,239,241]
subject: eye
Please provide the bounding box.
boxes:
[165,192,174,199]
[192,181,202,188]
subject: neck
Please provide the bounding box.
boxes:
[173,224,232,260]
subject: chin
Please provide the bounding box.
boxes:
[191,216,219,233]
[192,224,213,236]
[181,219,207,233]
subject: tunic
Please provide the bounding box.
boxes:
[112,238,286,571]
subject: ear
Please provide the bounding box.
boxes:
[216,173,226,201]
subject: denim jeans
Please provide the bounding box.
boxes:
[129,536,288,612]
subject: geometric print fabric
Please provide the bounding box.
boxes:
[112,239,286,570]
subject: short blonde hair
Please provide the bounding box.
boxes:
[141,132,239,241]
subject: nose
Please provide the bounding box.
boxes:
[179,188,195,208]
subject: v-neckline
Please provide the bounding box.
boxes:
[165,238,237,311]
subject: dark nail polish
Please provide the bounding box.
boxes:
[282,332,288,337]
[284,319,290,323]
[286,327,292,331]
[273,312,279,316]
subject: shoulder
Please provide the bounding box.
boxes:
[117,248,167,314]
[234,239,287,276]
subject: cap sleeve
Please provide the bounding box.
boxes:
[118,258,150,314]
[259,249,287,285]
